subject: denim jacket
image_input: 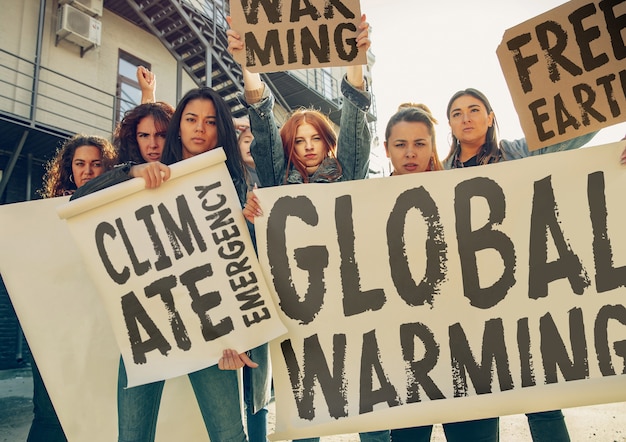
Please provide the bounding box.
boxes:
[442,131,598,169]
[245,75,372,186]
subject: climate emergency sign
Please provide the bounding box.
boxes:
[57,149,286,387]
[497,0,626,150]
[254,142,626,440]
[229,0,367,72]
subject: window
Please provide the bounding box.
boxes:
[116,51,150,123]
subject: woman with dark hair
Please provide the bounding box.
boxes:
[30,134,115,441]
[441,87,599,442]
[443,87,597,168]
[226,13,392,442]
[40,134,117,198]
[114,101,174,164]
[72,86,250,442]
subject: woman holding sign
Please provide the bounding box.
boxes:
[227,13,391,442]
[379,104,499,442]
[72,86,251,442]
[31,134,116,441]
[440,88,601,442]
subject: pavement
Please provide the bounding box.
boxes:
[0,366,624,441]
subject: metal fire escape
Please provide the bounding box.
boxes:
[105,0,296,118]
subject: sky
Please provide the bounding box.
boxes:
[359,0,626,170]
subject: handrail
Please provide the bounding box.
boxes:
[0,48,135,138]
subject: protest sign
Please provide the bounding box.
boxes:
[253,141,626,440]
[228,0,367,72]
[497,0,626,150]
[56,148,286,387]
[0,197,210,441]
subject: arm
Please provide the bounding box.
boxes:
[500,131,598,161]
[137,66,156,104]
[337,15,372,181]
[71,162,171,200]
[227,16,286,187]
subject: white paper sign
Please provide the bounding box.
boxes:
[57,148,286,387]
[253,142,626,440]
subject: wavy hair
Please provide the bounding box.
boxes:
[40,134,117,198]
[114,101,175,163]
[279,108,339,183]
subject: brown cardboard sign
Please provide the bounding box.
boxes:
[229,0,367,73]
[497,0,626,150]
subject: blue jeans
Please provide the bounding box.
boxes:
[527,410,570,442]
[295,430,390,441]
[117,358,247,442]
[27,357,67,442]
[391,417,499,442]
[243,364,268,442]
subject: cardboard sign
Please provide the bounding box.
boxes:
[229,0,367,72]
[253,142,626,440]
[57,149,286,387]
[497,0,626,150]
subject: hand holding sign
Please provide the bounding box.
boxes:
[227,0,368,73]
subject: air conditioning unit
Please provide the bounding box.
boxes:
[56,4,102,48]
[58,0,103,17]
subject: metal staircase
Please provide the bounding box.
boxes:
[103,0,373,125]
[106,0,248,116]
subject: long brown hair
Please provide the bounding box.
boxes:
[40,134,117,198]
[279,109,340,183]
[114,102,174,163]
[444,88,501,166]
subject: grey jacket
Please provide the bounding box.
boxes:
[442,132,598,169]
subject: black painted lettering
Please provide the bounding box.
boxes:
[324,0,355,19]
[588,171,626,292]
[529,98,555,142]
[536,20,583,82]
[335,195,385,316]
[239,0,282,24]
[387,187,447,307]
[290,0,321,22]
[267,196,327,324]
[281,334,348,420]
[135,205,172,271]
[360,330,401,413]
[517,317,536,387]
[116,217,151,277]
[455,178,516,309]
[596,74,622,118]
[599,0,626,60]
[594,304,626,376]
[180,264,234,341]
[334,22,358,61]
[540,309,589,383]
[245,29,284,67]
[96,221,130,284]
[400,322,445,402]
[159,196,207,260]
[528,176,590,299]
[506,32,540,93]
[449,318,513,396]
[301,25,330,65]
[144,275,190,351]
[569,3,609,71]
[554,93,581,134]
[573,82,607,124]
[121,291,171,364]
